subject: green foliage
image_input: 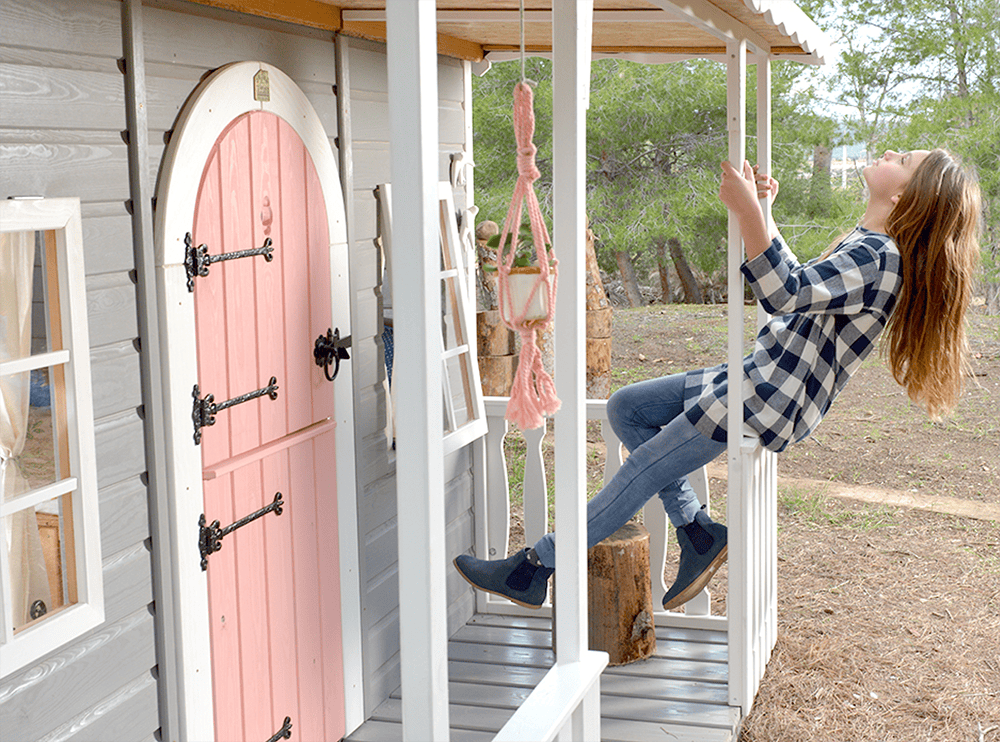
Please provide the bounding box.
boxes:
[472,0,999,300]
[484,222,551,270]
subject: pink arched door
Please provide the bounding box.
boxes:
[191,110,344,742]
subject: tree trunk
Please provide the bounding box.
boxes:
[586,228,612,398]
[808,144,833,218]
[588,522,657,666]
[668,238,703,304]
[615,250,644,308]
[654,237,671,303]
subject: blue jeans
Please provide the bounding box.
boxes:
[532,373,727,569]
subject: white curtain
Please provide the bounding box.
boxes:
[1,230,52,629]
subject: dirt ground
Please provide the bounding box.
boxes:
[503,301,997,740]
[608,303,1000,741]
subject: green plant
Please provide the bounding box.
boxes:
[483,222,551,271]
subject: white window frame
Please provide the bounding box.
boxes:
[0,197,103,677]
[377,182,487,455]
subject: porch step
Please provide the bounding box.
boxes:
[345,613,739,742]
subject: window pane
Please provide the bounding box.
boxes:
[3,225,75,635]
[5,494,73,631]
[20,371,60,490]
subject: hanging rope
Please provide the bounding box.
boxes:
[496,80,560,431]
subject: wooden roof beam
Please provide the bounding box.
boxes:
[646,0,770,55]
[339,20,485,61]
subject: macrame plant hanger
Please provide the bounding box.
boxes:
[496,0,560,431]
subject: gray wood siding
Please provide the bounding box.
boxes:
[0,1,160,740]
[342,37,476,715]
[3,1,478,736]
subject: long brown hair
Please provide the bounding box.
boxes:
[882,149,981,419]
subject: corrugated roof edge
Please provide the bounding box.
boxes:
[743,0,830,65]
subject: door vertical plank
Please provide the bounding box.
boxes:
[251,111,289,444]
[233,461,272,740]
[193,151,231,466]
[221,115,262,456]
[204,474,244,742]
[289,439,326,741]
[305,147,335,421]
[279,127,314,434]
[262,449,300,735]
[314,429,346,739]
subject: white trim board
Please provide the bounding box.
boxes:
[151,61,361,742]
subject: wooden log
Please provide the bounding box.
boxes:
[586,336,611,399]
[477,309,516,356]
[478,354,517,396]
[586,228,612,398]
[586,306,612,339]
[588,522,656,665]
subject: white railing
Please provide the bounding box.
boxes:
[474,396,778,713]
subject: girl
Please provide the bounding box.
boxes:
[455,148,981,611]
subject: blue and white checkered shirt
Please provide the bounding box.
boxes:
[683,228,902,452]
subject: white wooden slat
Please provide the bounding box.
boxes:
[98,476,149,557]
[600,716,736,742]
[0,0,122,57]
[141,3,338,84]
[600,694,733,729]
[451,624,551,649]
[0,609,156,741]
[86,272,139,347]
[346,719,498,742]
[101,540,153,625]
[598,655,728,684]
[550,0,594,671]
[447,660,548,688]
[492,653,605,742]
[725,35,750,714]
[656,625,730,645]
[599,674,729,705]
[386,2,450,737]
[0,478,76,517]
[372,697,513,733]
[448,640,553,668]
[93,409,145,490]
[42,670,159,742]
[0,350,70,377]
[0,142,130,204]
[90,340,142,418]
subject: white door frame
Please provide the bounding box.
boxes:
[152,61,362,742]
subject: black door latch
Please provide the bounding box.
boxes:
[314,327,351,381]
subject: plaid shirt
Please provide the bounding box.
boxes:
[683,228,902,452]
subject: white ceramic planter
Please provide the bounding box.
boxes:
[502,267,549,323]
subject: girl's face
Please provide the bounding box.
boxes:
[863,149,930,203]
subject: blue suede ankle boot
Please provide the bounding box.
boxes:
[662,511,728,610]
[454,548,554,609]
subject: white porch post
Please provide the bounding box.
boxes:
[386,2,450,740]
[725,37,750,712]
[552,2,604,740]
[755,50,780,663]
[551,0,594,667]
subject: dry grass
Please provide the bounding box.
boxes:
[743,496,1000,741]
[503,302,1000,740]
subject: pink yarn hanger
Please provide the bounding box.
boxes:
[496,79,561,431]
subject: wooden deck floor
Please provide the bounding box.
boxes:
[346,613,740,742]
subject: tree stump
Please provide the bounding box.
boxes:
[477,309,517,395]
[588,522,656,665]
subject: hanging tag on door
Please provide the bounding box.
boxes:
[254,69,270,102]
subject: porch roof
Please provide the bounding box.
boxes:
[187,0,830,65]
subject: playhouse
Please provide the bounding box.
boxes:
[0,2,828,740]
